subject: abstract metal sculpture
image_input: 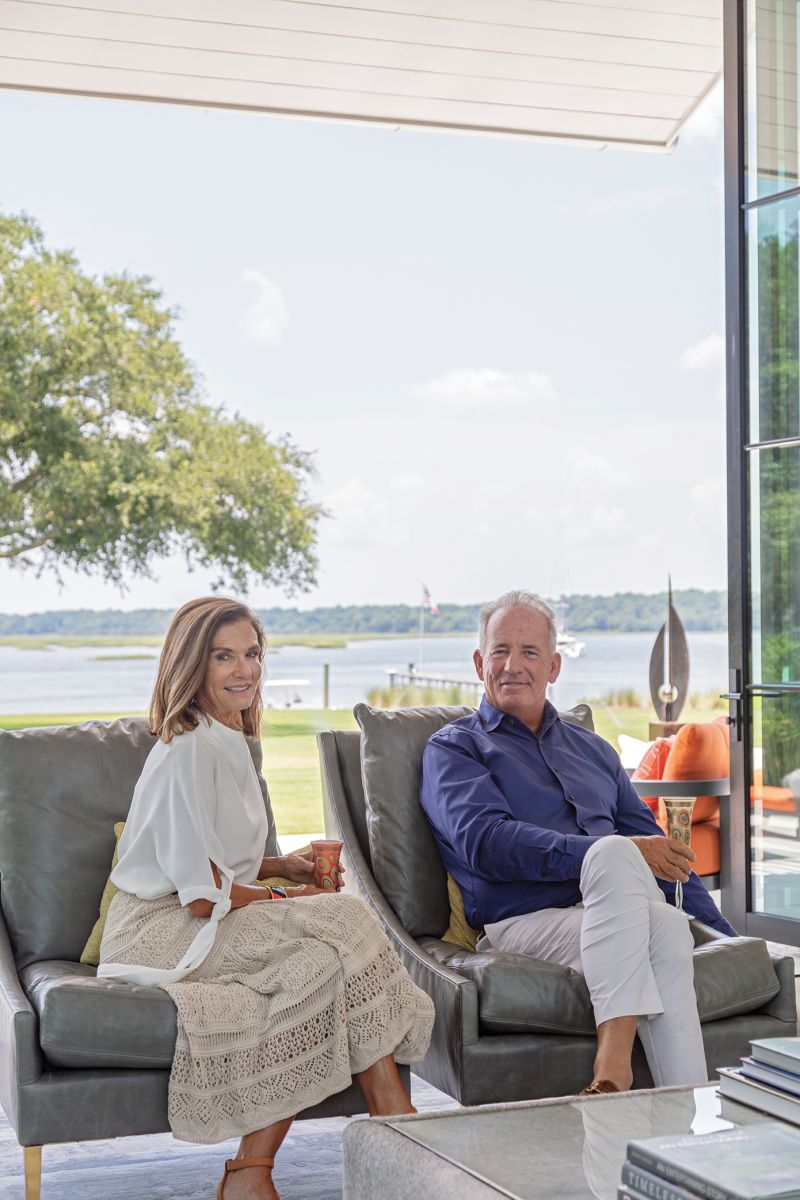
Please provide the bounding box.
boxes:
[648,577,690,723]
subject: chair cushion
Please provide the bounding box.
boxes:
[663,719,730,822]
[20,960,177,1069]
[420,929,780,1035]
[0,718,278,970]
[355,703,473,938]
[633,737,675,811]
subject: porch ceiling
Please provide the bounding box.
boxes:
[0,0,721,151]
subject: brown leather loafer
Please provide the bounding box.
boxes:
[578,1079,620,1096]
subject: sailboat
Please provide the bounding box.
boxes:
[554,600,586,659]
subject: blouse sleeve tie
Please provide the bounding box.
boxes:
[97,863,234,987]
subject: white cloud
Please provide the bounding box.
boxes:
[410,368,556,408]
[690,475,726,508]
[389,473,425,492]
[322,477,410,548]
[242,269,288,346]
[581,184,686,216]
[681,80,724,144]
[680,333,725,371]
[565,446,630,487]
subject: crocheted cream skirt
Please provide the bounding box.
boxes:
[101,890,435,1143]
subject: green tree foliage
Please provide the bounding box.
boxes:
[0,213,321,591]
[753,218,800,783]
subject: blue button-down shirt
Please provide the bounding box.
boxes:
[420,697,736,936]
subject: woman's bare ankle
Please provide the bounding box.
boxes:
[220,1163,279,1200]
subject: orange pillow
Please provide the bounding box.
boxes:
[661,718,730,824]
[632,738,675,811]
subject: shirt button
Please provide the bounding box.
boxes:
[569,794,576,802]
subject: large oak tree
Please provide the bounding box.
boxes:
[0,213,321,592]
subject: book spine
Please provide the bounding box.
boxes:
[622,1162,703,1200]
[626,1147,733,1200]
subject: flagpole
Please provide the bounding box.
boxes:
[419,595,425,670]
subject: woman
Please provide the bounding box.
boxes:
[98,597,434,1200]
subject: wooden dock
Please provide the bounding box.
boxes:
[386,669,483,695]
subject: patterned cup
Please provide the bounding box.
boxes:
[663,798,696,848]
[662,798,696,913]
[311,839,344,891]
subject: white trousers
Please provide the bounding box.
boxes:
[481,836,708,1087]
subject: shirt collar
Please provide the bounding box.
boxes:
[478,695,560,735]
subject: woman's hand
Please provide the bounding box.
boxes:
[261,851,346,889]
[283,884,327,898]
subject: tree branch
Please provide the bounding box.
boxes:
[0,535,51,558]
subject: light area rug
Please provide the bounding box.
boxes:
[0,1076,458,1200]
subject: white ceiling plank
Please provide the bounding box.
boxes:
[0,1,710,96]
[71,0,720,43]
[0,0,723,150]
[0,30,693,118]
[20,1,720,71]
[0,53,676,140]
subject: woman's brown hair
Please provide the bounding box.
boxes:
[149,597,266,742]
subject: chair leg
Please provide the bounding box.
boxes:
[23,1145,42,1200]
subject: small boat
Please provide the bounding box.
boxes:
[262,678,311,708]
[557,632,586,659]
[553,600,586,658]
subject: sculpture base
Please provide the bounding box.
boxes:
[648,720,684,740]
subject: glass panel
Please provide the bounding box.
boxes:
[746,0,800,200]
[747,194,800,442]
[750,444,800,682]
[750,692,800,917]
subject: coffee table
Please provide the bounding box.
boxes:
[342,1084,774,1200]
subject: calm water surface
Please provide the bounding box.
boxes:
[0,632,729,714]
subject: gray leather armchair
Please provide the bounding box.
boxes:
[317,704,797,1107]
[0,718,379,1200]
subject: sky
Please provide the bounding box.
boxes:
[0,84,726,614]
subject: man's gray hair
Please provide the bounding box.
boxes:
[478,590,558,655]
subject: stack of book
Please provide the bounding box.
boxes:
[717,1037,800,1126]
[618,1122,800,1200]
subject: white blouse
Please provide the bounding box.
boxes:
[97,715,270,986]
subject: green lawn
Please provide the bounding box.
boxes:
[0,702,725,835]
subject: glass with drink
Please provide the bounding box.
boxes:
[311,839,344,891]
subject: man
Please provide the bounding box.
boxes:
[420,590,736,1096]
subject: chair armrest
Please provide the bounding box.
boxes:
[689,919,724,946]
[0,908,42,1131]
[689,919,797,1028]
[317,731,479,1048]
[760,951,798,1026]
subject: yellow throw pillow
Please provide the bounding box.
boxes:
[442,873,480,952]
[81,821,127,966]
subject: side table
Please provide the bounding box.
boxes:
[629,777,730,890]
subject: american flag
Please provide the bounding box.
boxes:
[422,584,439,616]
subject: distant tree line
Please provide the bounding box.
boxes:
[0,590,727,636]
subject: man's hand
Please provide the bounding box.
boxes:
[631,835,695,883]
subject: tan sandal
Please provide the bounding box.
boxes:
[579,1079,620,1096]
[216,1156,275,1199]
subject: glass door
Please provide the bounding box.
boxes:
[725,0,800,942]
